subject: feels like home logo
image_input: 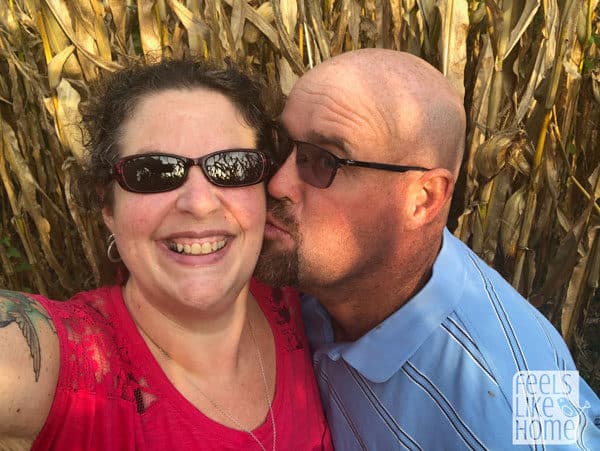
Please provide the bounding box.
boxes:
[512,371,580,445]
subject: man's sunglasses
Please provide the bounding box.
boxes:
[274,129,430,189]
[111,149,270,193]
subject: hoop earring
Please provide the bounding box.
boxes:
[107,233,121,263]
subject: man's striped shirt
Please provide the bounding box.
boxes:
[302,229,600,450]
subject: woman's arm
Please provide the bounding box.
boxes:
[0,291,59,441]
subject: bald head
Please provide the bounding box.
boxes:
[290,50,466,177]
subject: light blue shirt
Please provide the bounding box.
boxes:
[303,229,600,450]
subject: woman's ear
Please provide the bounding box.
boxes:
[102,203,115,232]
[409,168,455,228]
[98,186,116,231]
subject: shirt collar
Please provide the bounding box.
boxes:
[304,228,467,383]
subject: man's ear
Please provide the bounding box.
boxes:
[408,168,454,228]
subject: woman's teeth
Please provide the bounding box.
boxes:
[168,239,227,255]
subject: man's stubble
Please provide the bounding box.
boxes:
[254,197,300,288]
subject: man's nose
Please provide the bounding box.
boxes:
[268,149,302,202]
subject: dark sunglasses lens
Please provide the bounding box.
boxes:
[296,144,336,188]
[120,155,185,193]
[203,151,266,187]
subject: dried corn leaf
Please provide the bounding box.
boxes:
[280,0,298,34]
[454,206,474,242]
[242,2,274,44]
[347,0,361,49]
[62,157,100,284]
[91,2,113,63]
[305,0,330,59]
[562,225,599,344]
[4,52,25,117]
[436,0,468,99]
[481,168,512,263]
[590,166,600,199]
[72,0,103,80]
[0,239,16,280]
[10,216,47,294]
[53,79,86,162]
[219,4,238,57]
[223,0,280,49]
[278,57,297,95]
[332,0,351,54]
[156,0,168,20]
[541,203,589,299]
[39,0,72,54]
[504,0,540,58]
[1,118,73,290]
[530,189,553,246]
[272,0,305,74]
[542,0,559,71]
[167,0,209,50]
[0,136,20,216]
[0,0,19,35]
[500,185,526,257]
[107,0,129,47]
[470,196,486,254]
[511,173,539,291]
[515,39,545,124]
[592,68,600,104]
[389,0,402,49]
[465,37,493,180]
[48,44,75,90]
[230,0,245,47]
[543,145,560,201]
[556,206,573,233]
[42,0,121,71]
[138,0,162,59]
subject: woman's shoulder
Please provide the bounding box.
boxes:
[31,286,123,351]
[0,289,60,440]
[0,285,144,442]
[37,285,120,318]
[38,286,137,388]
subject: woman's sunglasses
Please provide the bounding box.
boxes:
[274,128,430,189]
[111,149,270,193]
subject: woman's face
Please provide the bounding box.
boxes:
[102,88,266,317]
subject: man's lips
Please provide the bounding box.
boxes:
[264,214,295,243]
[266,214,289,234]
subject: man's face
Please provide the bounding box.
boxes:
[255,73,412,293]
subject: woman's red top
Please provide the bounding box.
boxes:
[31,279,331,450]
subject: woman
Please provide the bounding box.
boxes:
[0,60,331,450]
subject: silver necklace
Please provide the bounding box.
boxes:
[136,316,276,451]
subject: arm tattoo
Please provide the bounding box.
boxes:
[0,290,55,382]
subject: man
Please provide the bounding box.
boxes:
[255,49,600,449]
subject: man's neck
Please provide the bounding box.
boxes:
[312,235,442,342]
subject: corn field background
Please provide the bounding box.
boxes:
[0,0,598,392]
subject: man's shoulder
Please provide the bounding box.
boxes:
[447,249,584,404]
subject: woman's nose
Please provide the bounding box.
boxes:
[175,166,222,217]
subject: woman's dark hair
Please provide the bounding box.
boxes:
[79,58,280,208]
